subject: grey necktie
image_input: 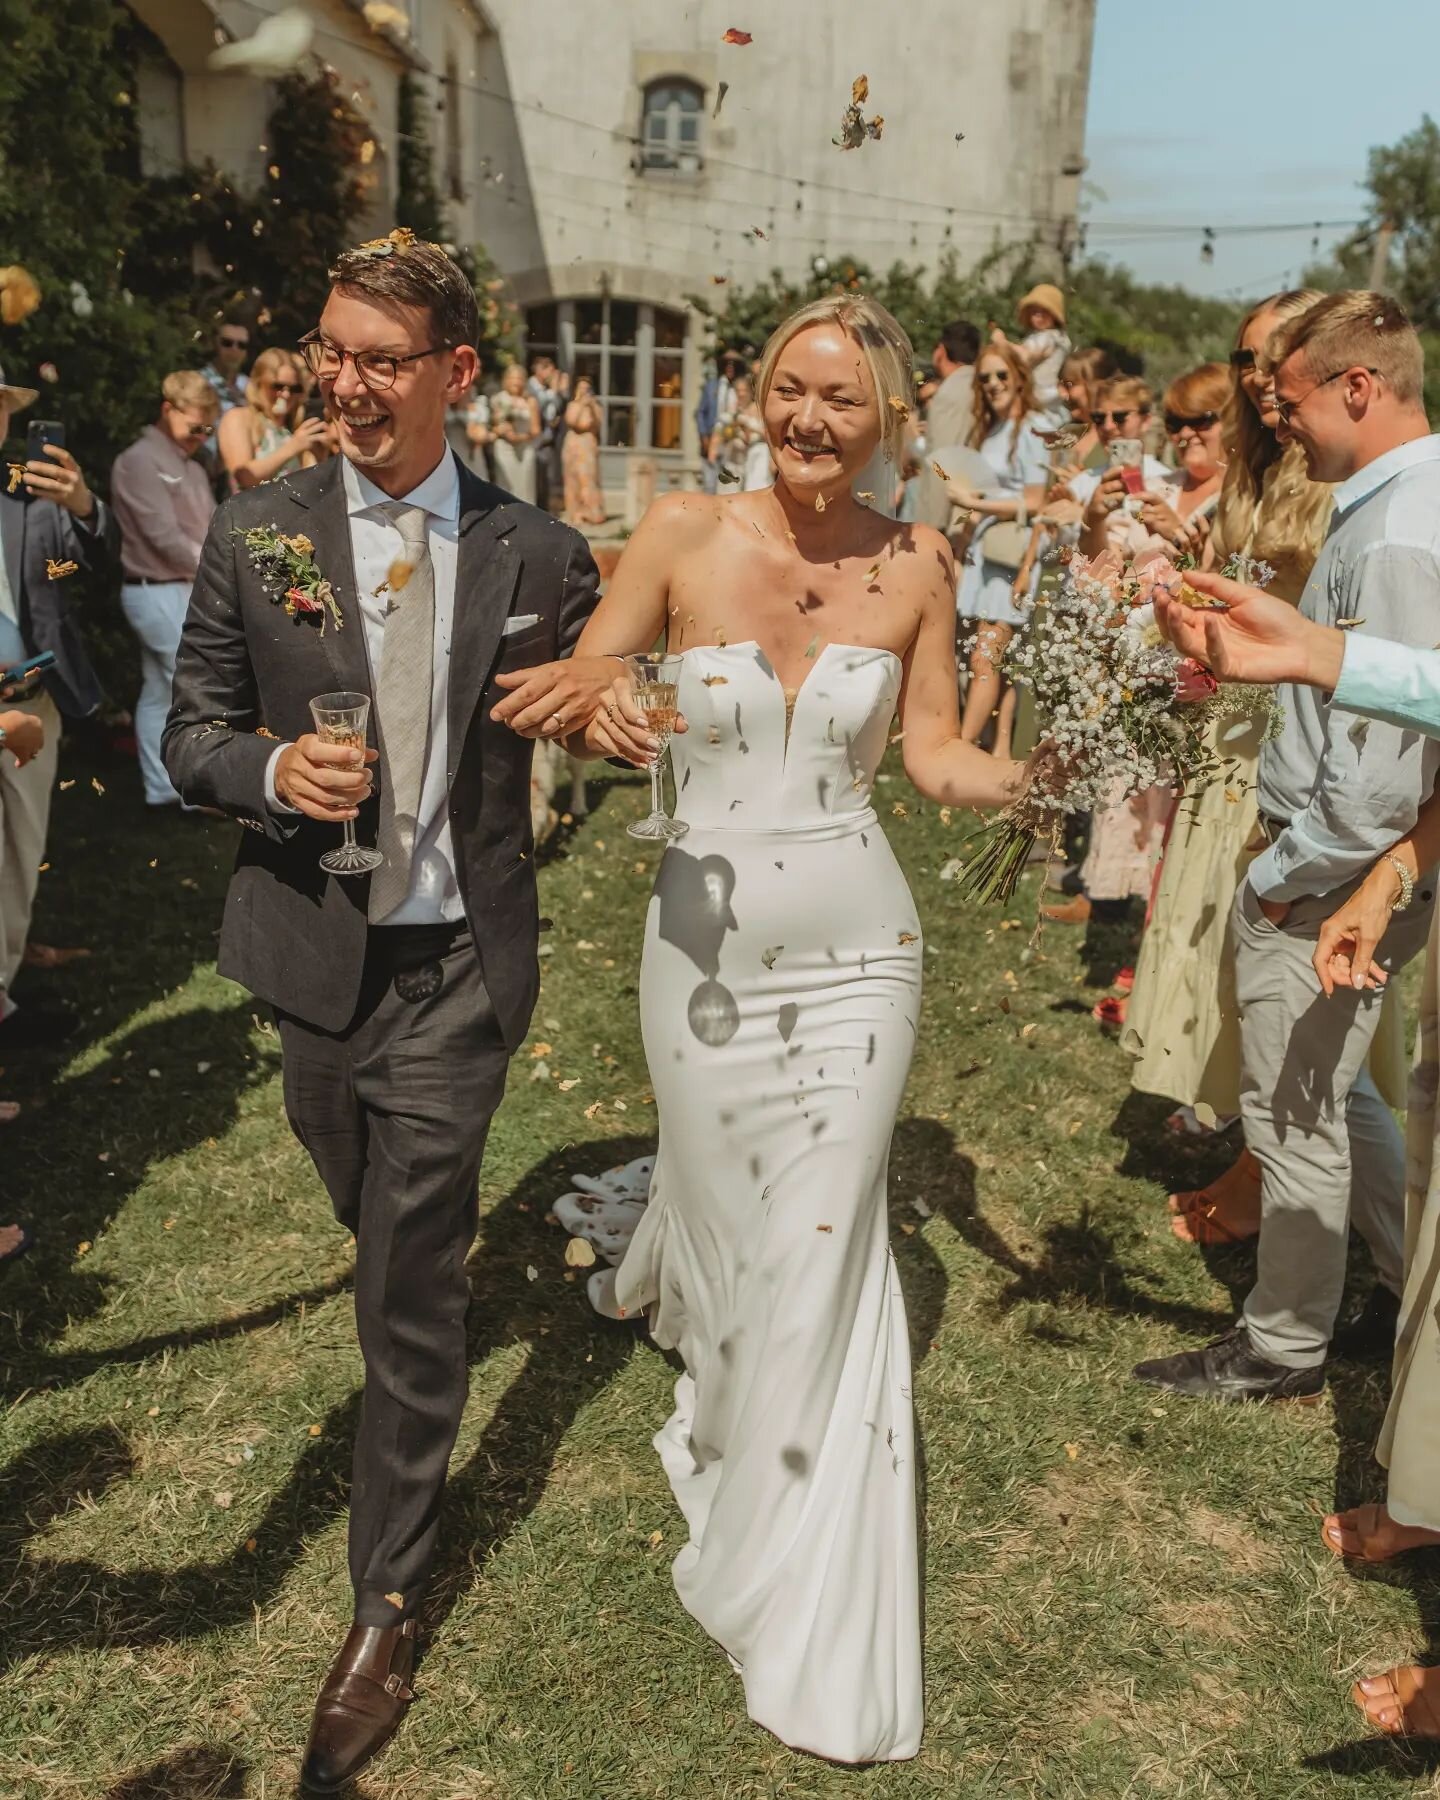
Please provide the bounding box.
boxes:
[368,502,436,921]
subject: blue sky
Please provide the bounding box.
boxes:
[1083,0,1440,298]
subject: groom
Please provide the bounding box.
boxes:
[163,233,607,1789]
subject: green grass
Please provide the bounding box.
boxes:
[3,741,1439,1799]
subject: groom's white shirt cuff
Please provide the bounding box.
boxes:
[264,743,301,813]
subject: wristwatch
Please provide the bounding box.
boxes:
[1384,855,1416,912]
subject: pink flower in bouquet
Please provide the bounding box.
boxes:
[1173,656,1219,704]
[1069,547,1126,592]
[286,585,323,615]
[1135,555,1186,605]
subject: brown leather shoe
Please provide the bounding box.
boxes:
[300,1617,418,1792]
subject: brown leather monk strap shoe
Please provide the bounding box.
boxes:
[300,1617,418,1792]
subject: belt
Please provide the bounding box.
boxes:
[123,574,188,587]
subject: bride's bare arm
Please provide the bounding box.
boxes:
[897,533,1032,812]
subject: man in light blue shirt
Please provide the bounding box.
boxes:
[1136,291,1440,1405]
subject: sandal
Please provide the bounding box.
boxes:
[1353,1665,1440,1738]
[1113,967,1135,996]
[1092,996,1127,1029]
[1169,1196,1255,1246]
[1322,1502,1440,1562]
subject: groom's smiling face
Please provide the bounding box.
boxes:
[316,287,476,494]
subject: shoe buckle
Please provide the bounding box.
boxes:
[383,1673,414,1700]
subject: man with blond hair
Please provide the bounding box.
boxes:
[1135,291,1440,1403]
[111,371,219,808]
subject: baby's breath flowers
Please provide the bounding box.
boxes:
[957,550,1281,904]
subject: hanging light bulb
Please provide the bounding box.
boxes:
[1200,227,1216,266]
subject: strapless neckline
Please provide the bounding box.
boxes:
[678,639,902,714]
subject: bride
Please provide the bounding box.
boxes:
[562,297,1041,1763]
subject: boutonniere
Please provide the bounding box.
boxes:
[46,558,78,580]
[234,525,343,633]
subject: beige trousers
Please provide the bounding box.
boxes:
[0,692,61,997]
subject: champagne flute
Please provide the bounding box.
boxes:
[625,653,689,842]
[309,690,384,875]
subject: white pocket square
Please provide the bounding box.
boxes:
[503,613,541,636]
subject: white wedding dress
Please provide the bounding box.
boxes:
[614,639,924,1764]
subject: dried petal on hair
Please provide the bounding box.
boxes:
[713,81,730,118]
[721,27,753,44]
[46,559,79,580]
[887,396,911,419]
[851,74,869,106]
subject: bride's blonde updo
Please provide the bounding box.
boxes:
[754,295,915,465]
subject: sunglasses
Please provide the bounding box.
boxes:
[977,371,1012,385]
[1165,411,1220,435]
[1229,347,1258,371]
[269,381,303,395]
[1090,409,1146,428]
[218,334,249,350]
[1273,365,1379,429]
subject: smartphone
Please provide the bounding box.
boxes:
[1108,437,1146,495]
[303,391,326,422]
[25,420,64,463]
[0,650,56,693]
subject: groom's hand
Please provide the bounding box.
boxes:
[274,734,377,820]
[491,656,634,741]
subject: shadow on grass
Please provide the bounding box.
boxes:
[104,1744,248,1799]
[0,1135,652,1678]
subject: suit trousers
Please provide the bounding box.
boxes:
[1234,877,1435,1368]
[0,690,60,997]
[277,924,511,1625]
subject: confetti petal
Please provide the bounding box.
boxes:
[721,27,752,44]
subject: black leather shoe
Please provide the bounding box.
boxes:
[1331,1285,1401,1362]
[1131,1325,1325,1404]
[300,1618,417,1792]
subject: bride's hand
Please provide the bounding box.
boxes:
[583,673,688,767]
[492,654,631,740]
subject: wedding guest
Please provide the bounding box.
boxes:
[696,351,743,495]
[0,701,49,1108]
[1133,291,1440,1404]
[992,284,1072,423]
[489,363,542,503]
[111,371,219,810]
[562,376,607,525]
[1123,296,1360,1242]
[945,340,1049,745]
[528,354,567,510]
[1073,376,1171,560]
[0,361,118,1002]
[1054,346,1115,472]
[218,348,331,493]
[913,318,980,528]
[199,316,250,414]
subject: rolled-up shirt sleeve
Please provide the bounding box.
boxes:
[1332,630,1440,740]
[1249,541,1440,901]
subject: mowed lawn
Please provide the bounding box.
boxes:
[3,735,1438,1800]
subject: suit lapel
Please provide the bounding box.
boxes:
[276,459,373,703]
[448,463,519,757]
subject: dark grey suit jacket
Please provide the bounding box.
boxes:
[0,488,118,716]
[161,453,600,1048]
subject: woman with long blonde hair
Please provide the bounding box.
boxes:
[217,347,332,492]
[544,292,1050,1763]
[1122,290,1406,1240]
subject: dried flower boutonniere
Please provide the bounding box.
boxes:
[234,525,343,633]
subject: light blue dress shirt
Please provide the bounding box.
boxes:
[1250,434,1440,901]
[1333,631,1440,739]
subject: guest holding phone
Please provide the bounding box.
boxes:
[0,362,118,1006]
[218,349,333,494]
[110,372,219,810]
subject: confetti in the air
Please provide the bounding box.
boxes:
[722,27,753,44]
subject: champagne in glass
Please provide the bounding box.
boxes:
[309,690,384,875]
[626,653,689,842]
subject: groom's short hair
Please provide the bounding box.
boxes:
[1263,290,1422,405]
[328,236,480,352]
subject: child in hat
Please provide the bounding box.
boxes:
[992,285,1071,423]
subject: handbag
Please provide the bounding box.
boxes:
[978,517,1030,574]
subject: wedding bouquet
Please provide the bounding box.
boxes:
[957,550,1281,904]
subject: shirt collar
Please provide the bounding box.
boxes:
[342,447,461,523]
[1333,433,1440,516]
[142,423,197,472]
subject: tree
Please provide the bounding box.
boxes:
[396,73,448,243]
[1311,116,1440,329]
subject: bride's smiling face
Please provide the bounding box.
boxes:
[762,323,882,497]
